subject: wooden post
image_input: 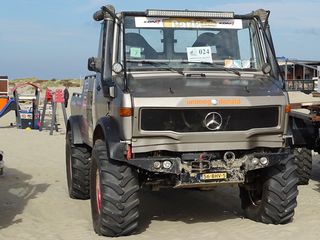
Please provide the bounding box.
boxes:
[50,101,57,135]
[13,91,21,128]
[46,88,66,135]
[39,98,47,131]
[34,87,40,129]
[40,88,54,132]
[61,103,68,128]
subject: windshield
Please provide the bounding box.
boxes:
[123,16,264,72]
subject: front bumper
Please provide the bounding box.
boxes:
[127,150,290,186]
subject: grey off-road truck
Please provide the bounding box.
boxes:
[66,5,299,237]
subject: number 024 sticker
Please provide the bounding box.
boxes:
[187,46,213,63]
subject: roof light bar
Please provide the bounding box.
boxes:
[146,9,234,19]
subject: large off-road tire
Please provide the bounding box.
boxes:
[294,148,312,185]
[239,154,298,224]
[90,139,140,237]
[66,130,91,199]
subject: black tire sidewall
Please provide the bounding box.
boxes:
[240,155,298,224]
[90,141,103,235]
[89,139,140,237]
[66,131,73,194]
[294,148,312,185]
[66,130,91,199]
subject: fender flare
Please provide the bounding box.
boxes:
[289,112,316,148]
[67,115,84,145]
[93,116,126,161]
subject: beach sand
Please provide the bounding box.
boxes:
[0,90,320,240]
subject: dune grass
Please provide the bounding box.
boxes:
[9,77,81,89]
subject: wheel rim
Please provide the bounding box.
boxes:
[96,169,102,214]
[248,180,263,207]
[248,190,262,206]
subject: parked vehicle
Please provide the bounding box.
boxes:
[67,6,299,237]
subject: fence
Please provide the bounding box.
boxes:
[284,79,316,94]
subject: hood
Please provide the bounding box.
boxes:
[128,74,284,98]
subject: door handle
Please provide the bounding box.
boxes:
[97,85,101,91]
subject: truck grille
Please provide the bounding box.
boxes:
[140,107,279,132]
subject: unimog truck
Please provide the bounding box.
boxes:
[66,5,299,237]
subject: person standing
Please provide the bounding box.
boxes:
[64,86,70,108]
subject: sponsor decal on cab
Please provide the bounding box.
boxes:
[186,98,240,106]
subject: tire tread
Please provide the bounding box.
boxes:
[240,154,299,224]
[294,148,312,185]
[66,131,91,200]
[91,140,139,237]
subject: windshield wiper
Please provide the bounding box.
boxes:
[126,60,185,76]
[180,61,241,77]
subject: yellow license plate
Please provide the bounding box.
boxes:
[201,172,227,180]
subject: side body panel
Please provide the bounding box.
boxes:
[67,115,85,145]
[289,110,317,148]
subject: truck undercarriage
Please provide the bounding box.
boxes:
[128,148,290,189]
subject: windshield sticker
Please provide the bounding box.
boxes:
[225,59,250,68]
[135,17,164,28]
[164,18,243,29]
[241,60,250,68]
[130,47,142,58]
[187,46,213,63]
[135,17,243,29]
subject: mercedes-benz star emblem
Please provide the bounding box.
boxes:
[204,112,222,131]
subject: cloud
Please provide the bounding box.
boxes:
[75,0,114,13]
[0,18,88,45]
[294,28,320,37]
[205,0,320,59]
[210,0,320,32]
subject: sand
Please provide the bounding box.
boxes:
[0,90,320,240]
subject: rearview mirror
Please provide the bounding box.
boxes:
[88,57,102,72]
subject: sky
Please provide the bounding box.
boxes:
[0,0,320,79]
